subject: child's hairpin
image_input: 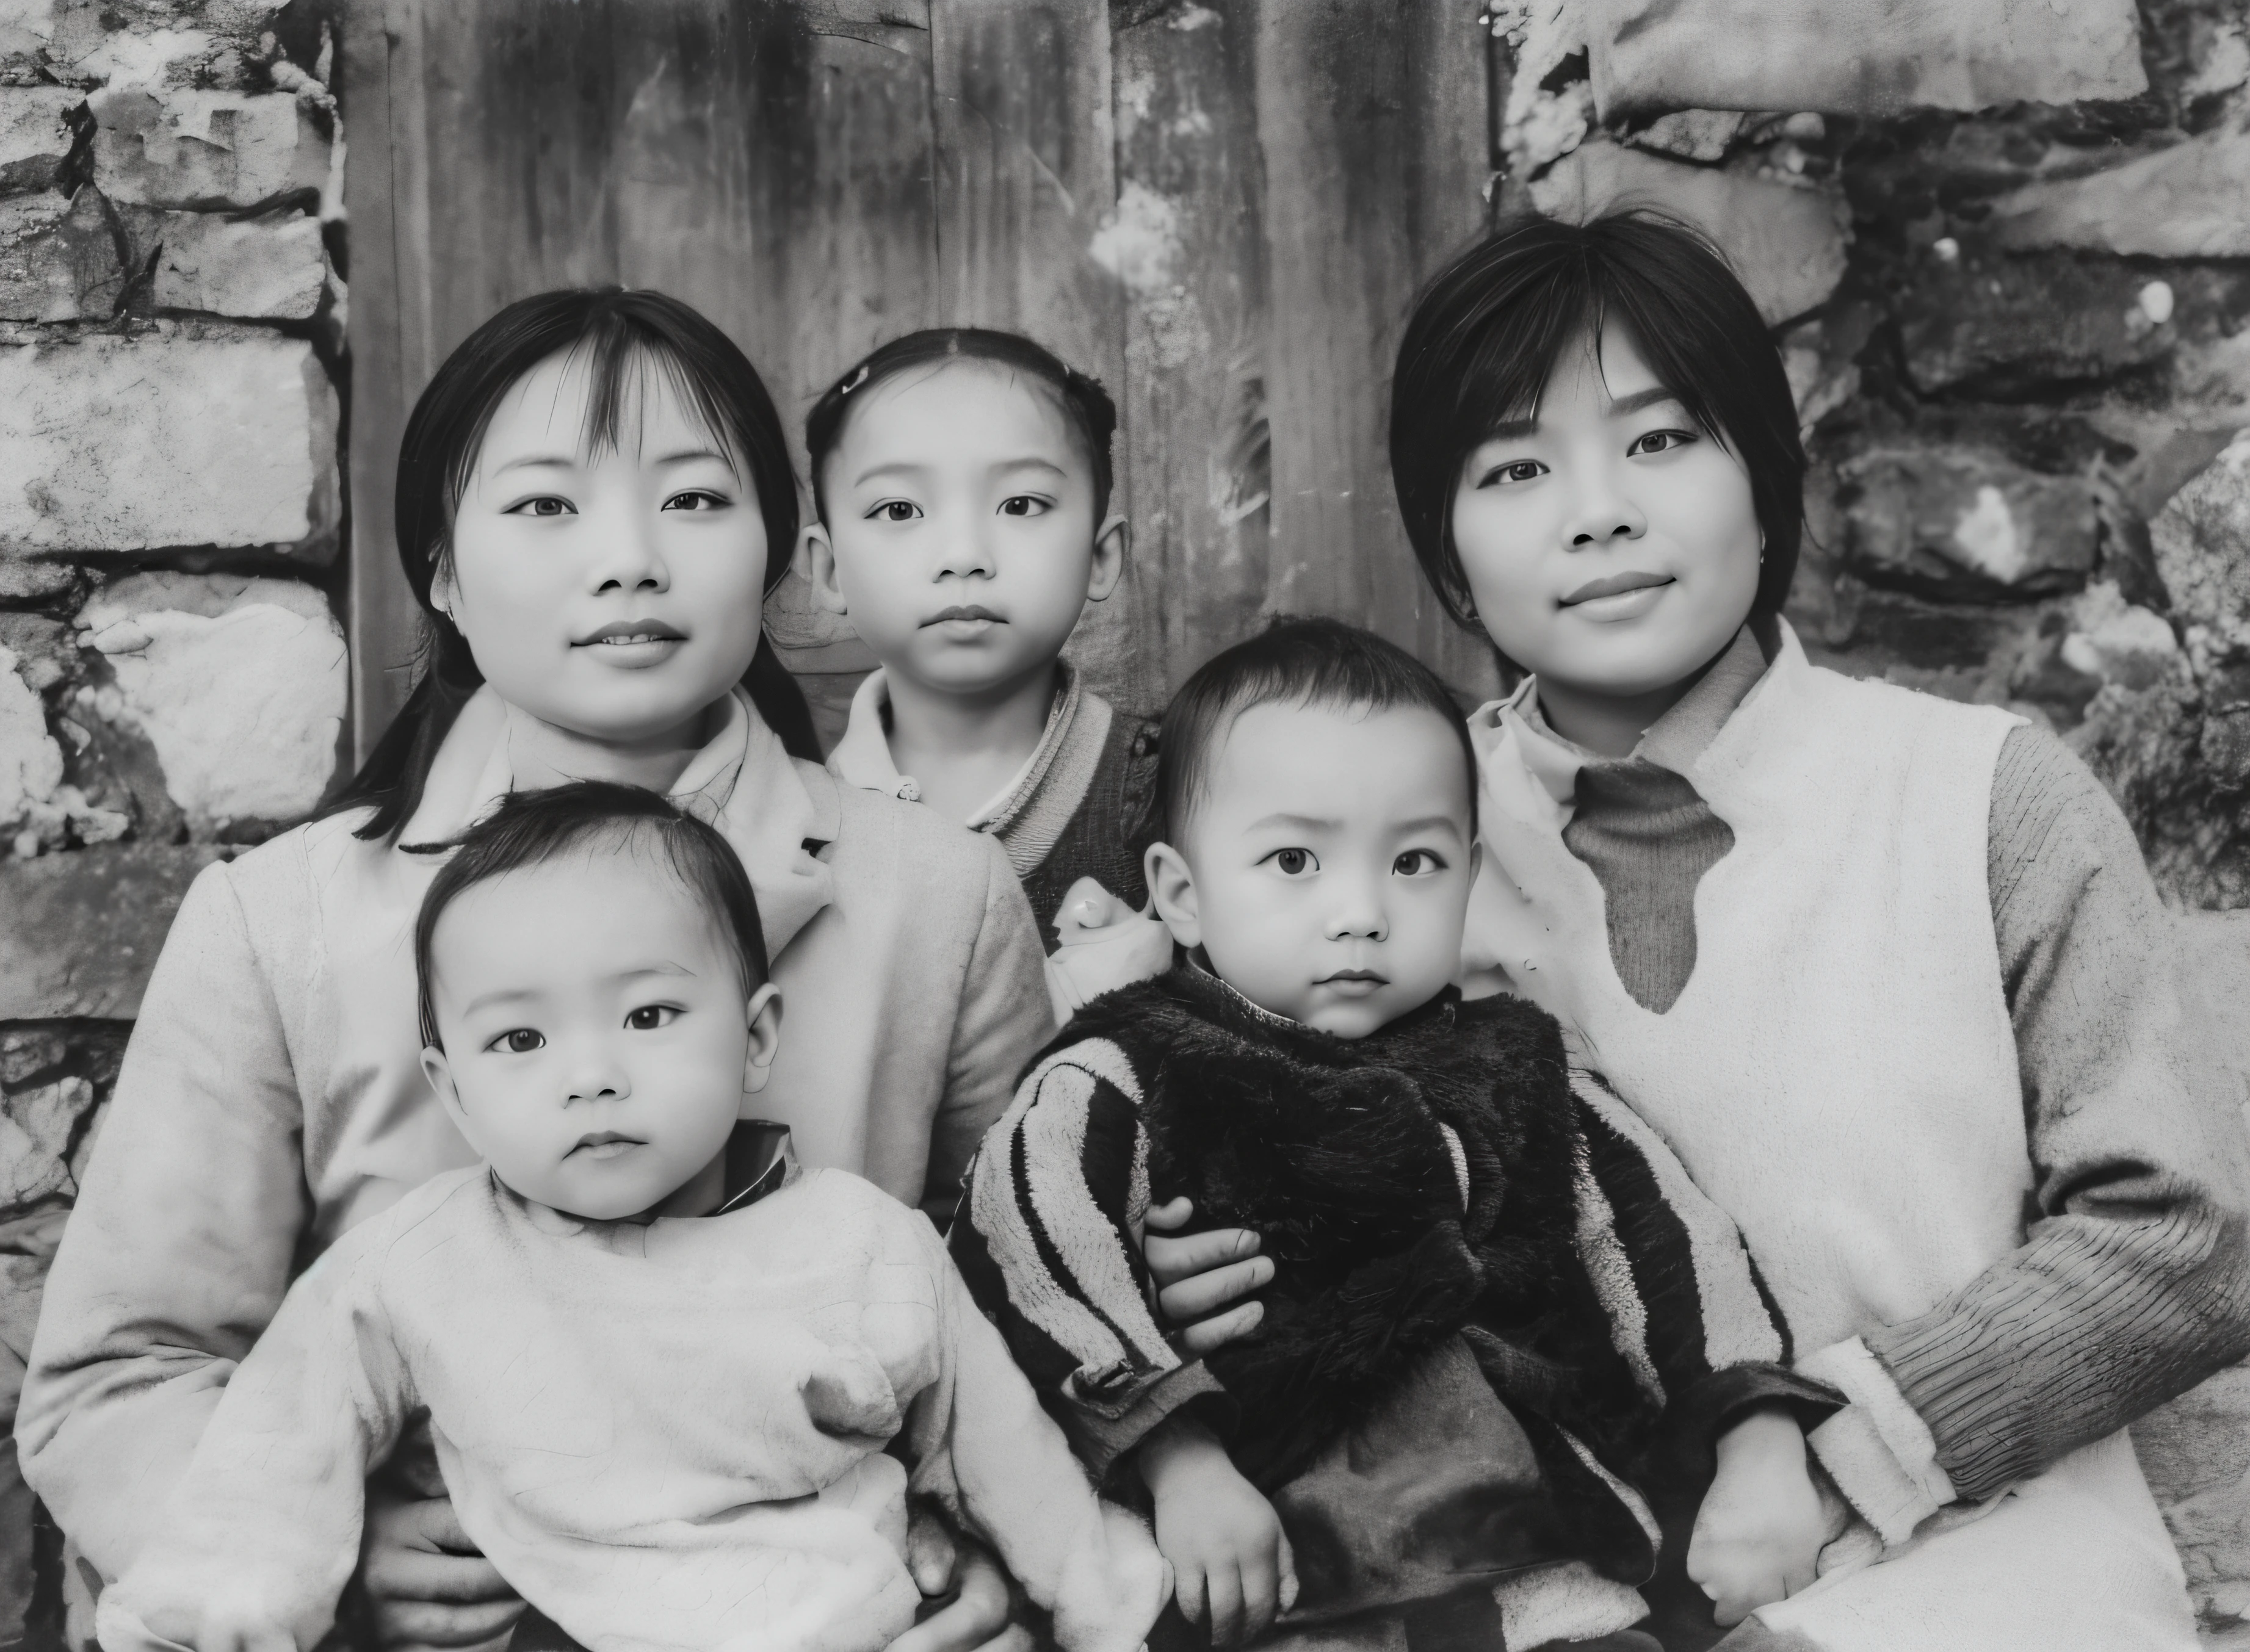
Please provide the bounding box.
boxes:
[838,364,871,396]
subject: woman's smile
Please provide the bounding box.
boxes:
[1560,574,1675,624]
[574,618,689,667]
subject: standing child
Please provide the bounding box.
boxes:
[952,619,1842,1652]
[92,783,1167,1652]
[1389,210,2250,1650]
[799,331,1171,1015]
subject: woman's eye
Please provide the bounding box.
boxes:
[1629,430,1697,456]
[871,500,923,523]
[1265,847,1319,877]
[998,496,1051,518]
[506,496,576,518]
[661,489,728,512]
[624,1005,679,1031]
[494,1028,545,1054]
[1478,460,1546,488]
[1394,849,1446,877]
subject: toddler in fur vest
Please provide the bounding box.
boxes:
[951,621,1839,1652]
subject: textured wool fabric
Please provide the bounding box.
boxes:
[1503,627,2250,1510]
[1466,621,2240,1650]
[93,1169,1168,1652]
[830,663,1160,943]
[17,687,1054,1583]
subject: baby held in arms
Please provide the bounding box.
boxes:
[951,619,1840,1651]
[95,783,1166,1652]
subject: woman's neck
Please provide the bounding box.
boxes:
[1536,655,1724,760]
[502,699,719,797]
[883,663,1059,826]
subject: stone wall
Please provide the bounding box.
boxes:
[0,1,344,1642]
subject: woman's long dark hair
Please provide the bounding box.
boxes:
[327,287,819,843]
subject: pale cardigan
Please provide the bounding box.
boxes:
[95,1168,1165,1652]
[17,687,1054,1581]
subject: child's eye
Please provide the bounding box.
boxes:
[661,489,729,512]
[997,496,1052,518]
[869,500,924,523]
[1477,460,1546,488]
[1262,847,1319,877]
[1629,430,1697,456]
[1393,849,1446,876]
[624,1005,679,1031]
[505,496,576,518]
[491,1028,546,1054]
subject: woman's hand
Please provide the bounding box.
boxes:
[886,1527,1032,1652]
[1142,1197,1273,1356]
[360,1482,525,1652]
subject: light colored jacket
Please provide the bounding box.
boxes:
[17,686,1052,1579]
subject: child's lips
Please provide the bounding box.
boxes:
[570,1131,645,1161]
[922,605,1004,629]
[1316,969,1389,997]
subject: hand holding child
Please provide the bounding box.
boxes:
[1687,1404,1839,1628]
[1137,1413,1297,1646]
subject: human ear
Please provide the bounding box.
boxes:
[741,983,785,1095]
[430,563,463,627]
[1144,841,1202,951]
[421,1047,479,1154]
[797,522,848,616]
[1086,514,1129,604]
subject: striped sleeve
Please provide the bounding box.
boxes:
[948,1037,1226,1476]
[1569,1068,1840,1469]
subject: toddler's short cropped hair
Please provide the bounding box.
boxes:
[1156,617,1477,843]
[413,781,768,1049]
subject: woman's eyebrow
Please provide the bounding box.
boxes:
[650,447,732,467]
[1605,386,1683,417]
[490,453,577,476]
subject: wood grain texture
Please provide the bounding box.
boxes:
[929,0,1138,705]
[1112,0,1269,702]
[1254,0,1501,704]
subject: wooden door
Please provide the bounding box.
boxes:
[342,0,1503,763]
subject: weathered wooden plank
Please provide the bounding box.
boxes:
[1253,0,1501,704]
[1111,0,1270,698]
[341,0,438,762]
[928,0,1141,707]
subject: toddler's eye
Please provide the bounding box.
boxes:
[493,1028,545,1054]
[1629,430,1696,456]
[998,496,1051,518]
[505,496,576,518]
[624,1005,679,1031]
[1478,460,1546,488]
[1264,847,1319,876]
[1393,849,1446,876]
[662,489,728,512]
[871,500,924,523]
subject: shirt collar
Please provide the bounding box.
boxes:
[828,662,1078,830]
[399,685,836,958]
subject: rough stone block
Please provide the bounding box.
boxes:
[136,207,324,319]
[89,87,325,211]
[0,611,69,690]
[2152,438,2250,660]
[1988,133,2250,260]
[78,571,344,829]
[1840,444,2099,602]
[0,641,60,834]
[1530,141,1847,325]
[0,188,121,322]
[0,841,226,1019]
[1899,256,2171,397]
[0,86,79,195]
[1583,0,2147,118]
[0,331,335,551]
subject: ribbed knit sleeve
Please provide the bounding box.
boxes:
[1861,724,2250,1500]
[948,1038,1224,1478]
